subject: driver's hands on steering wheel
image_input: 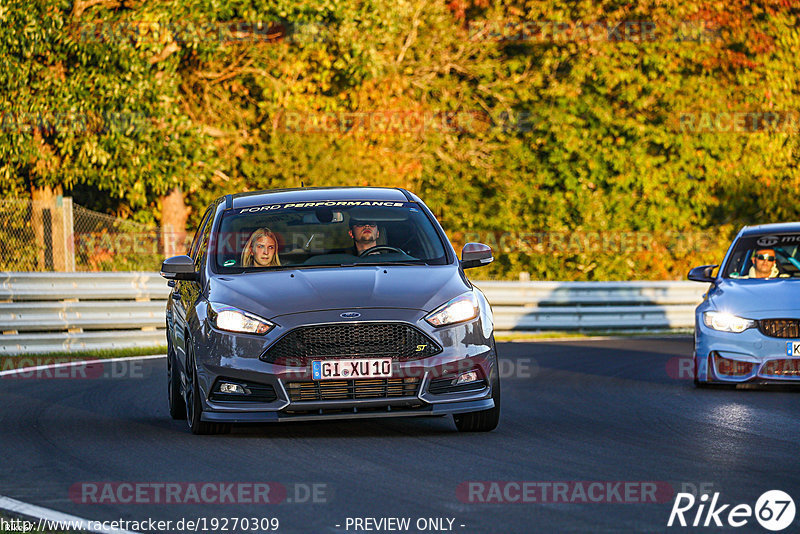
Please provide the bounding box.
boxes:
[358,245,406,257]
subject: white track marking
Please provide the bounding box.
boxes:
[0,494,140,534]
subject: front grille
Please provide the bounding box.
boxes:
[286,378,420,402]
[761,359,800,377]
[758,319,800,338]
[261,323,441,365]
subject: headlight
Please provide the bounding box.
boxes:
[425,293,480,327]
[209,302,274,335]
[703,311,755,333]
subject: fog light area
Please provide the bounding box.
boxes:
[219,382,250,395]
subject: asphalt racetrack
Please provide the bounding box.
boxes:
[2,338,799,533]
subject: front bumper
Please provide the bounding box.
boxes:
[191,307,498,422]
[202,399,495,423]
[694,319,800,383]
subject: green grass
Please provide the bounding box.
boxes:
[1,346,166,371]
[495,329,693,341]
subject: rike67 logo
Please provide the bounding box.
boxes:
[668,490,796,531]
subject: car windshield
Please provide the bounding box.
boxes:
[213,200,448,272]
[722,234,800,279]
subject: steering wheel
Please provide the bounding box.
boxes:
[359,246,405,257]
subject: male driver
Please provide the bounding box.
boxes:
[348,219,379,254]
[747,248,781,278]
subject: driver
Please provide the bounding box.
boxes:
[348,218,379,255]
[746,248,783,279]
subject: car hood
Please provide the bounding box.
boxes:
[709,279,800,317]
[207,265,471,319]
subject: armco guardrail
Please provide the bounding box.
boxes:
[0,273,169,355]
[0,273,705,355]
[474,280,703,331]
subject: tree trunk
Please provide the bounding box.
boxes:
[160,188,191,257]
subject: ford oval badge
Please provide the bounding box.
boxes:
[340,312,361,319]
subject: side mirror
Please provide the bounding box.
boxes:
[160,255,198,281]
[461,243,493,269]
[688,264,718,283]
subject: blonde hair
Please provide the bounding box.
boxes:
[241,228,281,267]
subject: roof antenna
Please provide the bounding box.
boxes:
[301,180,305,188]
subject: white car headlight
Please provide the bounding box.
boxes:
[703,311,755,333]
[210,302,274,335]
[425,293,480,327]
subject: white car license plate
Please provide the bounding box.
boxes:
[786,342,800,357]
[311,358,393,380]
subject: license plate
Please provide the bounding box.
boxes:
[786,342,800,357]
[311,358,393,380]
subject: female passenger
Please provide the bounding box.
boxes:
[241,228,281,267]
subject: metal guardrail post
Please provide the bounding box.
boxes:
[61,196,76,272]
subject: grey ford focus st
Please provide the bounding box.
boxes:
[160,187,500,434]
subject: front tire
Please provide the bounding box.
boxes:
[454,345,501,432]
[694,360,735,389]
[167,342,186,420]
[693,355,706,388]
[185,345,230,435]
[693,354,730,388]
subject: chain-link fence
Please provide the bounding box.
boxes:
[0,197,184,272]
[73,203,164,271]
[0,199,41,271]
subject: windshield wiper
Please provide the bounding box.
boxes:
[239,264,337,272]
[235,261,425,271]
[340,261,422,267]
